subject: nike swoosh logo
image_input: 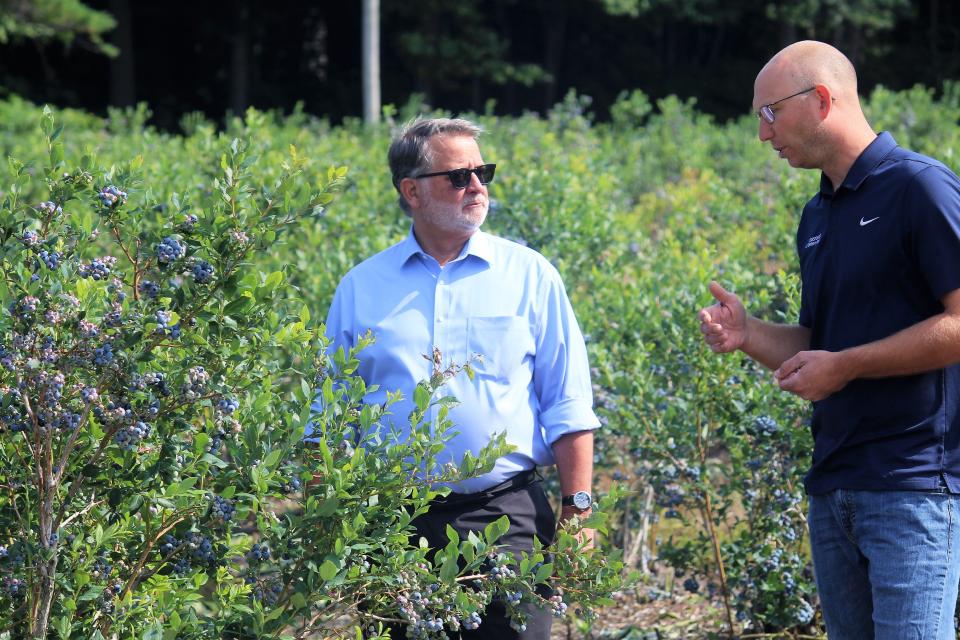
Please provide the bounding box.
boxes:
[860,216,880,226]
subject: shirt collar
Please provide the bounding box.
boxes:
[397,227,494,268]
[820,131,897,195]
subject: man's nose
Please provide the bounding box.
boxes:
[758,118,774,142]
[465,171,485,191]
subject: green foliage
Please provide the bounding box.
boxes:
[0,0,117,56]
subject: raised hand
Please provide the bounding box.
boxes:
[698,281,748,354]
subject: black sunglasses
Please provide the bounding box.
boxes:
[412,163,496,189]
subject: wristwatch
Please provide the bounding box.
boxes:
[561,490,592,511]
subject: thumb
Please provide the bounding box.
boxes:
[708,280,736,306]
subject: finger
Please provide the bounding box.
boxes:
[708,280,737,306]
[774,355,803,381]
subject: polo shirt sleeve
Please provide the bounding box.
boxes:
[533,265,601,445]
[908,166,960,300]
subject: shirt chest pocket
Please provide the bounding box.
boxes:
[467,316,535,382]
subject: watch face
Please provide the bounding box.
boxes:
[573,491,592,510]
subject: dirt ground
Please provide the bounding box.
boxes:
[550,587,727,640]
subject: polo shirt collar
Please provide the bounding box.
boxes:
[820,131,898,195]
[397,227,493,267]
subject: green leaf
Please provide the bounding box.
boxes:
[439,555,459,584]
[264,271,284,290]
[142,623,163,640]
[535,562,554,583]
[263,448,282,469]
[413,384,430,412]
[319,559,338,581]
[483,515,510,545]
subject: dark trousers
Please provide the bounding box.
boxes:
[384,471,556,640]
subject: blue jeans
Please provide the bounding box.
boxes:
[808,488,960,639]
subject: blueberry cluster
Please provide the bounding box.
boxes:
[2,576,25,599]
[658,482,686,519]
[247,543,270,563]
[280,475,302,494]
[209,495,235,523]
[16,296,39,318]
[508,619,527,633]
[462,612,482,631]
[78,319,99,338]
[138,279,160,298]
[57,411,81,430]
[20,230,40,246]
[130,372,170,397]
[93,343,114,366]
[114,421,150,451]
[192,260,214,284]
[37,201,63,217]
[217,397,239,415]
[179,214,198,231]
[98,185,128,208]
[683,577,699,593]
[156,236,186,265]
[181,366,209,401]
[548,594,567,618]
[78,256,117,280]
[750,415,779,438]
[160,535,179,556]
[38,250,61,270]
[248,578,282,605]
[91,554,113,579]
[161,531,218,575]
[99,580,125,614]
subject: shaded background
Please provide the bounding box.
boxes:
[1,0,958,129]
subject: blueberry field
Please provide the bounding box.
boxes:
[1,85,959,639]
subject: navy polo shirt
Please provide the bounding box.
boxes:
[796,132,960,495]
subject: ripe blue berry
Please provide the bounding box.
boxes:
[138,280,160,298]
[192,260,214,284]
[156,236,186,265]
[98,185,128,208]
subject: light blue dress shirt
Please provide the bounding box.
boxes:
[321,228,600,493]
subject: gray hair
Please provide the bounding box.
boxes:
[388,117,484,215]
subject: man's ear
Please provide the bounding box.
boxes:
[399,177,420,211]
[813,84,833,119]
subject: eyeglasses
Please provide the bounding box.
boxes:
[412,163,496,189]
[756,87,815,124]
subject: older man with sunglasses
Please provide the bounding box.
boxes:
[699,41,960,638]
[324,118,599,639]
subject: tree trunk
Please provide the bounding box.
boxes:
[108,0,135,106]
[362,0,381,123]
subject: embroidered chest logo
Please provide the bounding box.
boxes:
[804,233,822,249]
[860,216,880,226]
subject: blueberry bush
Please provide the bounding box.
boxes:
[0,108,623,638]
[0,82,958,638]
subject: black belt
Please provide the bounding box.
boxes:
[431,467,540,507]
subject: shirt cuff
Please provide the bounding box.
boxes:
[541,399,601,446]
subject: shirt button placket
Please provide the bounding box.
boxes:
[432,277,446,416]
